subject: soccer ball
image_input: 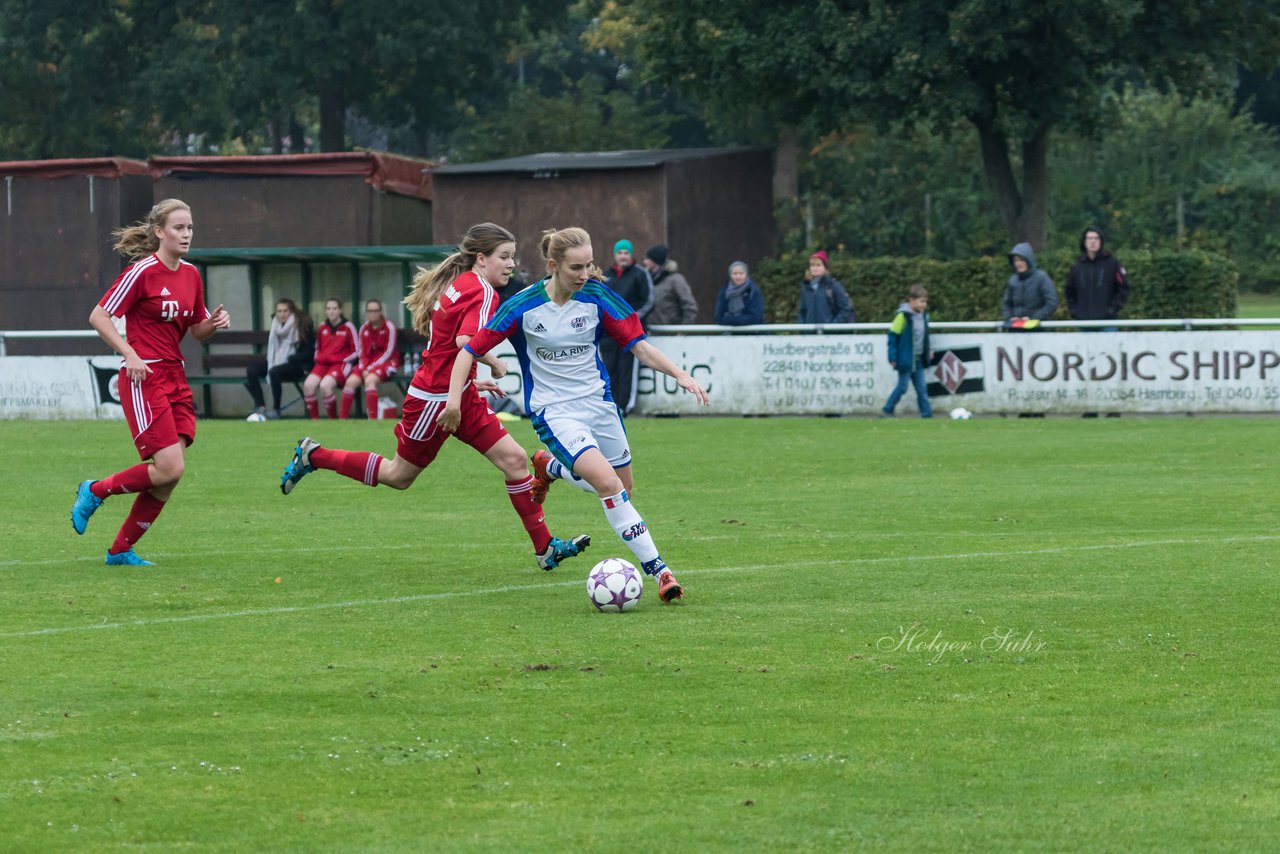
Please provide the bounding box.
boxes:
[949,407,973,420]
[246,412,266,422]
[587,558,644,612]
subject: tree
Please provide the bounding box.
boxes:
[624,0,1280,249]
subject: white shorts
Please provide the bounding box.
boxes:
[531,397,632,469]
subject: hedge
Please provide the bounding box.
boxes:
[754,250,1238,324]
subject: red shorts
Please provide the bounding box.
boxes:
[355,362,396,383]
[310,361,353,384]
[394,385,507,469]
[119,363,196,460]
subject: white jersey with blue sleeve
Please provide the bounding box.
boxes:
[465,278,646,413]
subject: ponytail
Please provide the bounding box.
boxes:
[403,222,516,336]
[112,199,190,260]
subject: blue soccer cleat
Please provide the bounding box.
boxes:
[71,480,103,535]
[105,548,155,567]
[280,437,321,495]
[536,534,590,571]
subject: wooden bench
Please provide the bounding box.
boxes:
[188,331,303,417]
[189,329,425,417]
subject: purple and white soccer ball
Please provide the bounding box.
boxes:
[587,558,644,612]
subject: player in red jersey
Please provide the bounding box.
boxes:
[341,299,398,419]
[70,199,231,566]
[278,223,590,571]
[303,298,358,419]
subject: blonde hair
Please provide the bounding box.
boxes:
[112,199,191,260]
[539,227,602,279]
[404,222,515,336]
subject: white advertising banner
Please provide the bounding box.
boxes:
[5,332,1279,418]
[0,356,126,419]
[633,331,1280,415]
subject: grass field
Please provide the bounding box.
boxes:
[1236,291,1280,321]
[3,415,1278,852]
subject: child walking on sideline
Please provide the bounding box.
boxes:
[881,285,933,418]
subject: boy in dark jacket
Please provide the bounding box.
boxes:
[881,285,933,418]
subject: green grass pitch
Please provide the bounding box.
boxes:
[3,415,1278,851]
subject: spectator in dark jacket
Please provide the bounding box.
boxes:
[714,261,765,326]
[1066,226,1129,330]
[1002,242,1059,331]
[643,244,700,325]
[601,238,653,415]
[796,250,853,324]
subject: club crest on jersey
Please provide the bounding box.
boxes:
[571,316,589,329]
[160,300,180,320]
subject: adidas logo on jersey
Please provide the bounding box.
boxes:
[160,287,172,296]
[532,322,547,332]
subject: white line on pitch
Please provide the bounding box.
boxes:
[3,535,1277,640]
[1,528,1267,569]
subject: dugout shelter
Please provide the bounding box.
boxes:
[0,157,152,355]
[149,152,436,248]
[429,147,776,321]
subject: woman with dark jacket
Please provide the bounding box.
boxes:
[714,261,765,326]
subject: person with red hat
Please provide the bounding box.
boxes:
[797,250,853,324]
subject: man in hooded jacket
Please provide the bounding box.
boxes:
[1002,242,1059,331]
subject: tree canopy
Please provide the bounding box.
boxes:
[622,0,1280,247]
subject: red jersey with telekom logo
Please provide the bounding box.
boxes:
[315,318,358,367]
[98,255,211,365]
[411,271,498,393]
[358,319,398,371]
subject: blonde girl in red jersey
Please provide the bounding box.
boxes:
[70,199,231,566]
[341,299,398,419]
[278,222,590,572]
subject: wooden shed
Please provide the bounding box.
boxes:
[430,147,775,321]
[0,158,152,354]
[149,152,437,248]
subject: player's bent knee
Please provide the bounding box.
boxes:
[152,461,185,486]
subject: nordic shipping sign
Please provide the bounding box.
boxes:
[635,331,1280,415]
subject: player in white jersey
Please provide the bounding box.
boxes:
[444,227,709,602]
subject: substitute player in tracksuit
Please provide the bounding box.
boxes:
[341,300,398,419]
[441,226,711,602]
[70,199,231,566]
[278,223,590,572]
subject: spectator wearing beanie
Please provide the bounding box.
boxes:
[642,243,699,326]
[601,237,654,415]
[797,250,853,324]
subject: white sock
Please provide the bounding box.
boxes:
[549,457,598,494]
[600,490,661,568]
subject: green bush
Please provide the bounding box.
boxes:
[756,250,1237,323]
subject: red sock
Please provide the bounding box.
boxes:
[312,448,382,486]
[366,388,379,419]
[507,476,551,552]
[92,463,153,498]
[109,491,166,554]
[305,395,319,419]
[324,395,338,419]
[340,389,356,419]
